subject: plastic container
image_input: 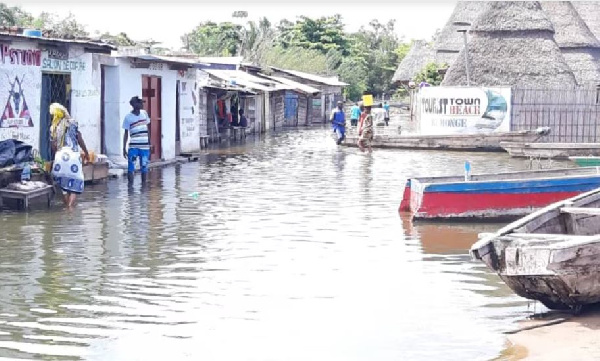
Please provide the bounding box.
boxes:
[21,163,31,182]
[23,29,42,37]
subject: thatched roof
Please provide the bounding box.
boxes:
[392,40,435,84]
[433,1,486,65]
[573,2,600,42]
[541,2,599,48]
[442,1,578,88]
[540,2,600,86]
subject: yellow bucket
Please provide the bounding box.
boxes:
[362,94,374,107]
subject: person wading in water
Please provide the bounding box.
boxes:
[123,96,151,186]
[50,103,90,208]
[358,104,374,153]
[330,101,346,145]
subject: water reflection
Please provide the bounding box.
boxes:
[0,129,539,360]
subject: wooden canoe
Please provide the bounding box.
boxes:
[569,156,600,167]
[340,127,550,152]
[501,142,600,160]
[471,187,600,310]
[399,167,600,221]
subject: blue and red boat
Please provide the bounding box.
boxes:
[399,167,600,221]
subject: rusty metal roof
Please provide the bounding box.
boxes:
[0,32,116,53]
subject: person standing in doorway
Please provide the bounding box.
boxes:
[239,109,248,128]
[350,101,361,127]
[123,96,151,185]
[330,101,346,145]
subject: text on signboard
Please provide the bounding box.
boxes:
[1,44,41,66]
[421,97,481,116]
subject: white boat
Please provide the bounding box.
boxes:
[341,127,551,152]
[471,187,600,310]
[501,142,600,159]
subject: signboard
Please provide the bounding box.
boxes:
[418,87,511,135]
[1,44,41,66]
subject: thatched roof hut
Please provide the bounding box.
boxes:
[392,40,435,84]
[433,1,485,66]
[572,2,600,42]
[442,1,578,88]
[541,1,600,87]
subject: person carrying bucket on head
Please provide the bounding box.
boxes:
[330,101,346,145]
[358,93,374,153]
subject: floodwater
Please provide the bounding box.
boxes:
[0,128,571,361]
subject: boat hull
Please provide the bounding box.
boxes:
[404,169,600,221]
[470,188,600,310]
[342,129,548,152]
[502,142,600,160]
[496,241,600,310]
[570,156,600,167]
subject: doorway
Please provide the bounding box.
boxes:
[284,91,299,127]
[142,75,162,162]
[40,73,71,161]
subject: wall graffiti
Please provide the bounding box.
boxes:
[1,75,33,128]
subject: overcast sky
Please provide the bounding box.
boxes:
[7,1,457,49]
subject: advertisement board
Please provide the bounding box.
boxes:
[418,87,511,135]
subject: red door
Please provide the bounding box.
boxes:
[142,75,162,161]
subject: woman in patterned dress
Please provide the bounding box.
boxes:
[357,106,374,153]
[49,103,90,207]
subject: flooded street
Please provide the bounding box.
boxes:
[0,129,569,361]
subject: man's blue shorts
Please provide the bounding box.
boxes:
[127,148,150,174]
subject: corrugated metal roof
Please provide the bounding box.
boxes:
[124,54,209,67]
[197,56,243,65]
[0,32,116,52]
[204,69,292,92]
[259,74,320,94]
[269,66,348,86]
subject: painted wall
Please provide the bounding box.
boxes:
[176,69,200,153]
[0,42,104,156]
[51,48,102,154]
[104,59,178,161]
[0,41,42,148]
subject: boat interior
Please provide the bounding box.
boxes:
[413,166,600,185]
[507,189,600,239]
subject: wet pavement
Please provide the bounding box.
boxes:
[0,128,572,360]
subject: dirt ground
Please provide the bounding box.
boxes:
[496,308,600,361]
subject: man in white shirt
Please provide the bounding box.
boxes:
[122,96,151,185]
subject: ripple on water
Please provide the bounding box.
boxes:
[0,129,531,360]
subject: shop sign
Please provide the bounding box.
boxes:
[0,44,42,66]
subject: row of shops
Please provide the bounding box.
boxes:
[0,32,347,165]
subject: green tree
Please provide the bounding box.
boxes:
[277,14,350,55]
[413,62,447,86]
[98,32,137,47]
[337,56,368,100]
[33,12,89,39]
[262,46,333,75]
[239,17,276,64]
[182,21,242,56]
[0,3,34,27]
[344,20,400,97]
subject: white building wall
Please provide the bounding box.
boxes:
[104,58,178,161]
[0,41,43,148]
[176,69,200,153]
[48,48,102,155]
